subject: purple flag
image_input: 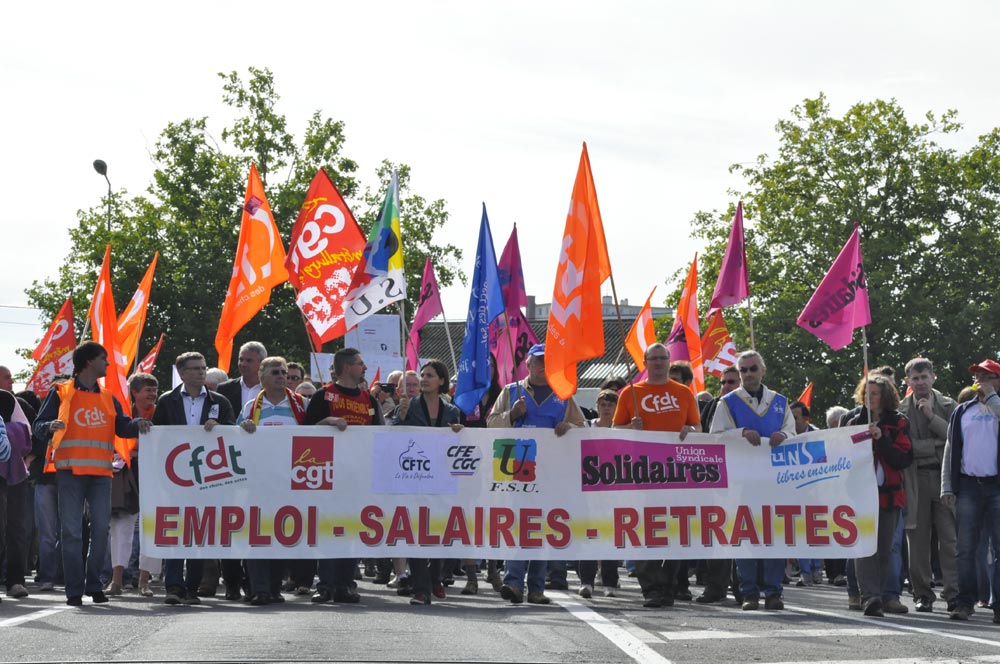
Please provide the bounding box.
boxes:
[406,257,443,370]
[491,224,539,383]
[707,201,749,319]
[664,317,691,362]
[796,224,871,350]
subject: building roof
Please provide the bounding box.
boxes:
[416,318,640,390]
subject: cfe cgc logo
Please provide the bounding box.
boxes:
[165,436,246,488]
[291,436,335,490]
[447,445,482,476]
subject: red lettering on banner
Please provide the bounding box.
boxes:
[155,507,180,545]
[546,509,571,548]
[832,505,857,545]
[417,506,440,546]
[518,508,543,548]
[701,506,728,545]
[249,506,271,546]
[671,506,696,546]
[386,506,415,545]
[220,506,245,546]
[730,505,760,546]
[360,505,384,545]
[274,506,302,546]
[614,508,640,548]
[805,505,829,545]
[307,506,318,546]
[442,507,471,546]
[644,506,669,547]
[489,508,516,547]
[165,444,193,487]
[761,505,773,546]
[183,506,215,546]
[774,505,801,545]
[474,506,484,547]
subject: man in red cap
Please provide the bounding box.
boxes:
[942,358,1000,622]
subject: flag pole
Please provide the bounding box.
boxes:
[398,302,412,365]
[862,326,871,425]
[608,276,640,417]
[746,296,757,350]
[438,311,460,378]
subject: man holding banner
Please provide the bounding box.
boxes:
[613,343,701,608]
[709,350,795,611]
[306,347,384,605]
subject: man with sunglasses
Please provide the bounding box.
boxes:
[942,359,1000,622]
[708,350,795,611]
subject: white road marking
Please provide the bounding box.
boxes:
[0,607,70,627]
[789,605,1000,648]
[756,657,1000,664]
[659,627,901,640]
[549,591,673,664]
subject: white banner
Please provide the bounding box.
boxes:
[140,425,878,559]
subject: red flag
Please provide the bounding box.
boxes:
[215,163,289,372]
[136,333,165,374]
[406,258,444,370]
[796,224,871,350]
[492,224,539,382]
[668,254,704,393]
[707,201,750,319]
[117,252,158,371]
[88,246,133,461]
[26,298,75,397]
[624,287,657,372]
[797,381,814,409]
[701,311,738,378]
[546,143,613,399]
[285,169,366,347]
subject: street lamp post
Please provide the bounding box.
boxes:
[93,159,111,232]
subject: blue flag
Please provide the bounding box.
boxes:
[454,205,506,415]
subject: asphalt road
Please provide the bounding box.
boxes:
[2,570,1000,664]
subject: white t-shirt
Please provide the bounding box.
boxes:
[961,404,1000,477]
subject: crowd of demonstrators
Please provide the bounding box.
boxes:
[3,342,1000,628]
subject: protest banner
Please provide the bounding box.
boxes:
[141,425,878,560]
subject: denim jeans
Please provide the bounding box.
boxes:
[735,558,784,599]
[884,509,905,601]
[316,558,358,591]
[503,559,547,593]
[34,482,61,584]
[955,476,1000,610]
[164,558,205,595]
[976,511,994,605]
[856,507,900,604]
[56,471,111,598]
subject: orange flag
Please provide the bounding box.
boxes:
[215,163,289,372]
[546,143,613,399]
[673,254,705,393]
[26,297,76,397]
[624,287,657,372]
[117,252,158,371]
[88,245,134,459]
[797,381,814,409]
[701,311,738,378]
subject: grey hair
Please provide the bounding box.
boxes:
[737,350,765,369]
[239,341,268,360]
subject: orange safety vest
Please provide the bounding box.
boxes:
[45,382,118,476]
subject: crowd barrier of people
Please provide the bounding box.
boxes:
[0,341,996,624]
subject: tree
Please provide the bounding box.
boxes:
[25,67,465,388]
[687,94,1000,415]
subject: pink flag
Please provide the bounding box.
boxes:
[664,318,690,361]
[491,224,539,383]
[796,224,871,350]
[707,201,749,319]
[406,258,443,370]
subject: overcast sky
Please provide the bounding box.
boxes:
[2,0,998,387]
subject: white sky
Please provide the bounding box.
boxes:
[2,0,998,388]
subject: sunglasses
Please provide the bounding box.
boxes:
[739,365,760,373]
[722,379,739,385]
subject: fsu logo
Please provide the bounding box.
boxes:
[291,436,335,490]
[492,439,537,482]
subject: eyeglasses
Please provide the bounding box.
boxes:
[739,365,760,373]
[267,369,288,376]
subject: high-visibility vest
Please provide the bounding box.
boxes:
[44,382,117,476]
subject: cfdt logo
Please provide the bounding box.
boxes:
[492,439,537,482]
[291,436,334,490]
[771,441,827,467]
[73,406,108,428]
[447,445,482,476]
[165,437,245,487]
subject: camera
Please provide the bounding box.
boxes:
[378,382,396,395]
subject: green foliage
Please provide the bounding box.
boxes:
[25,67,465,388]
[689,94,1000,415]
